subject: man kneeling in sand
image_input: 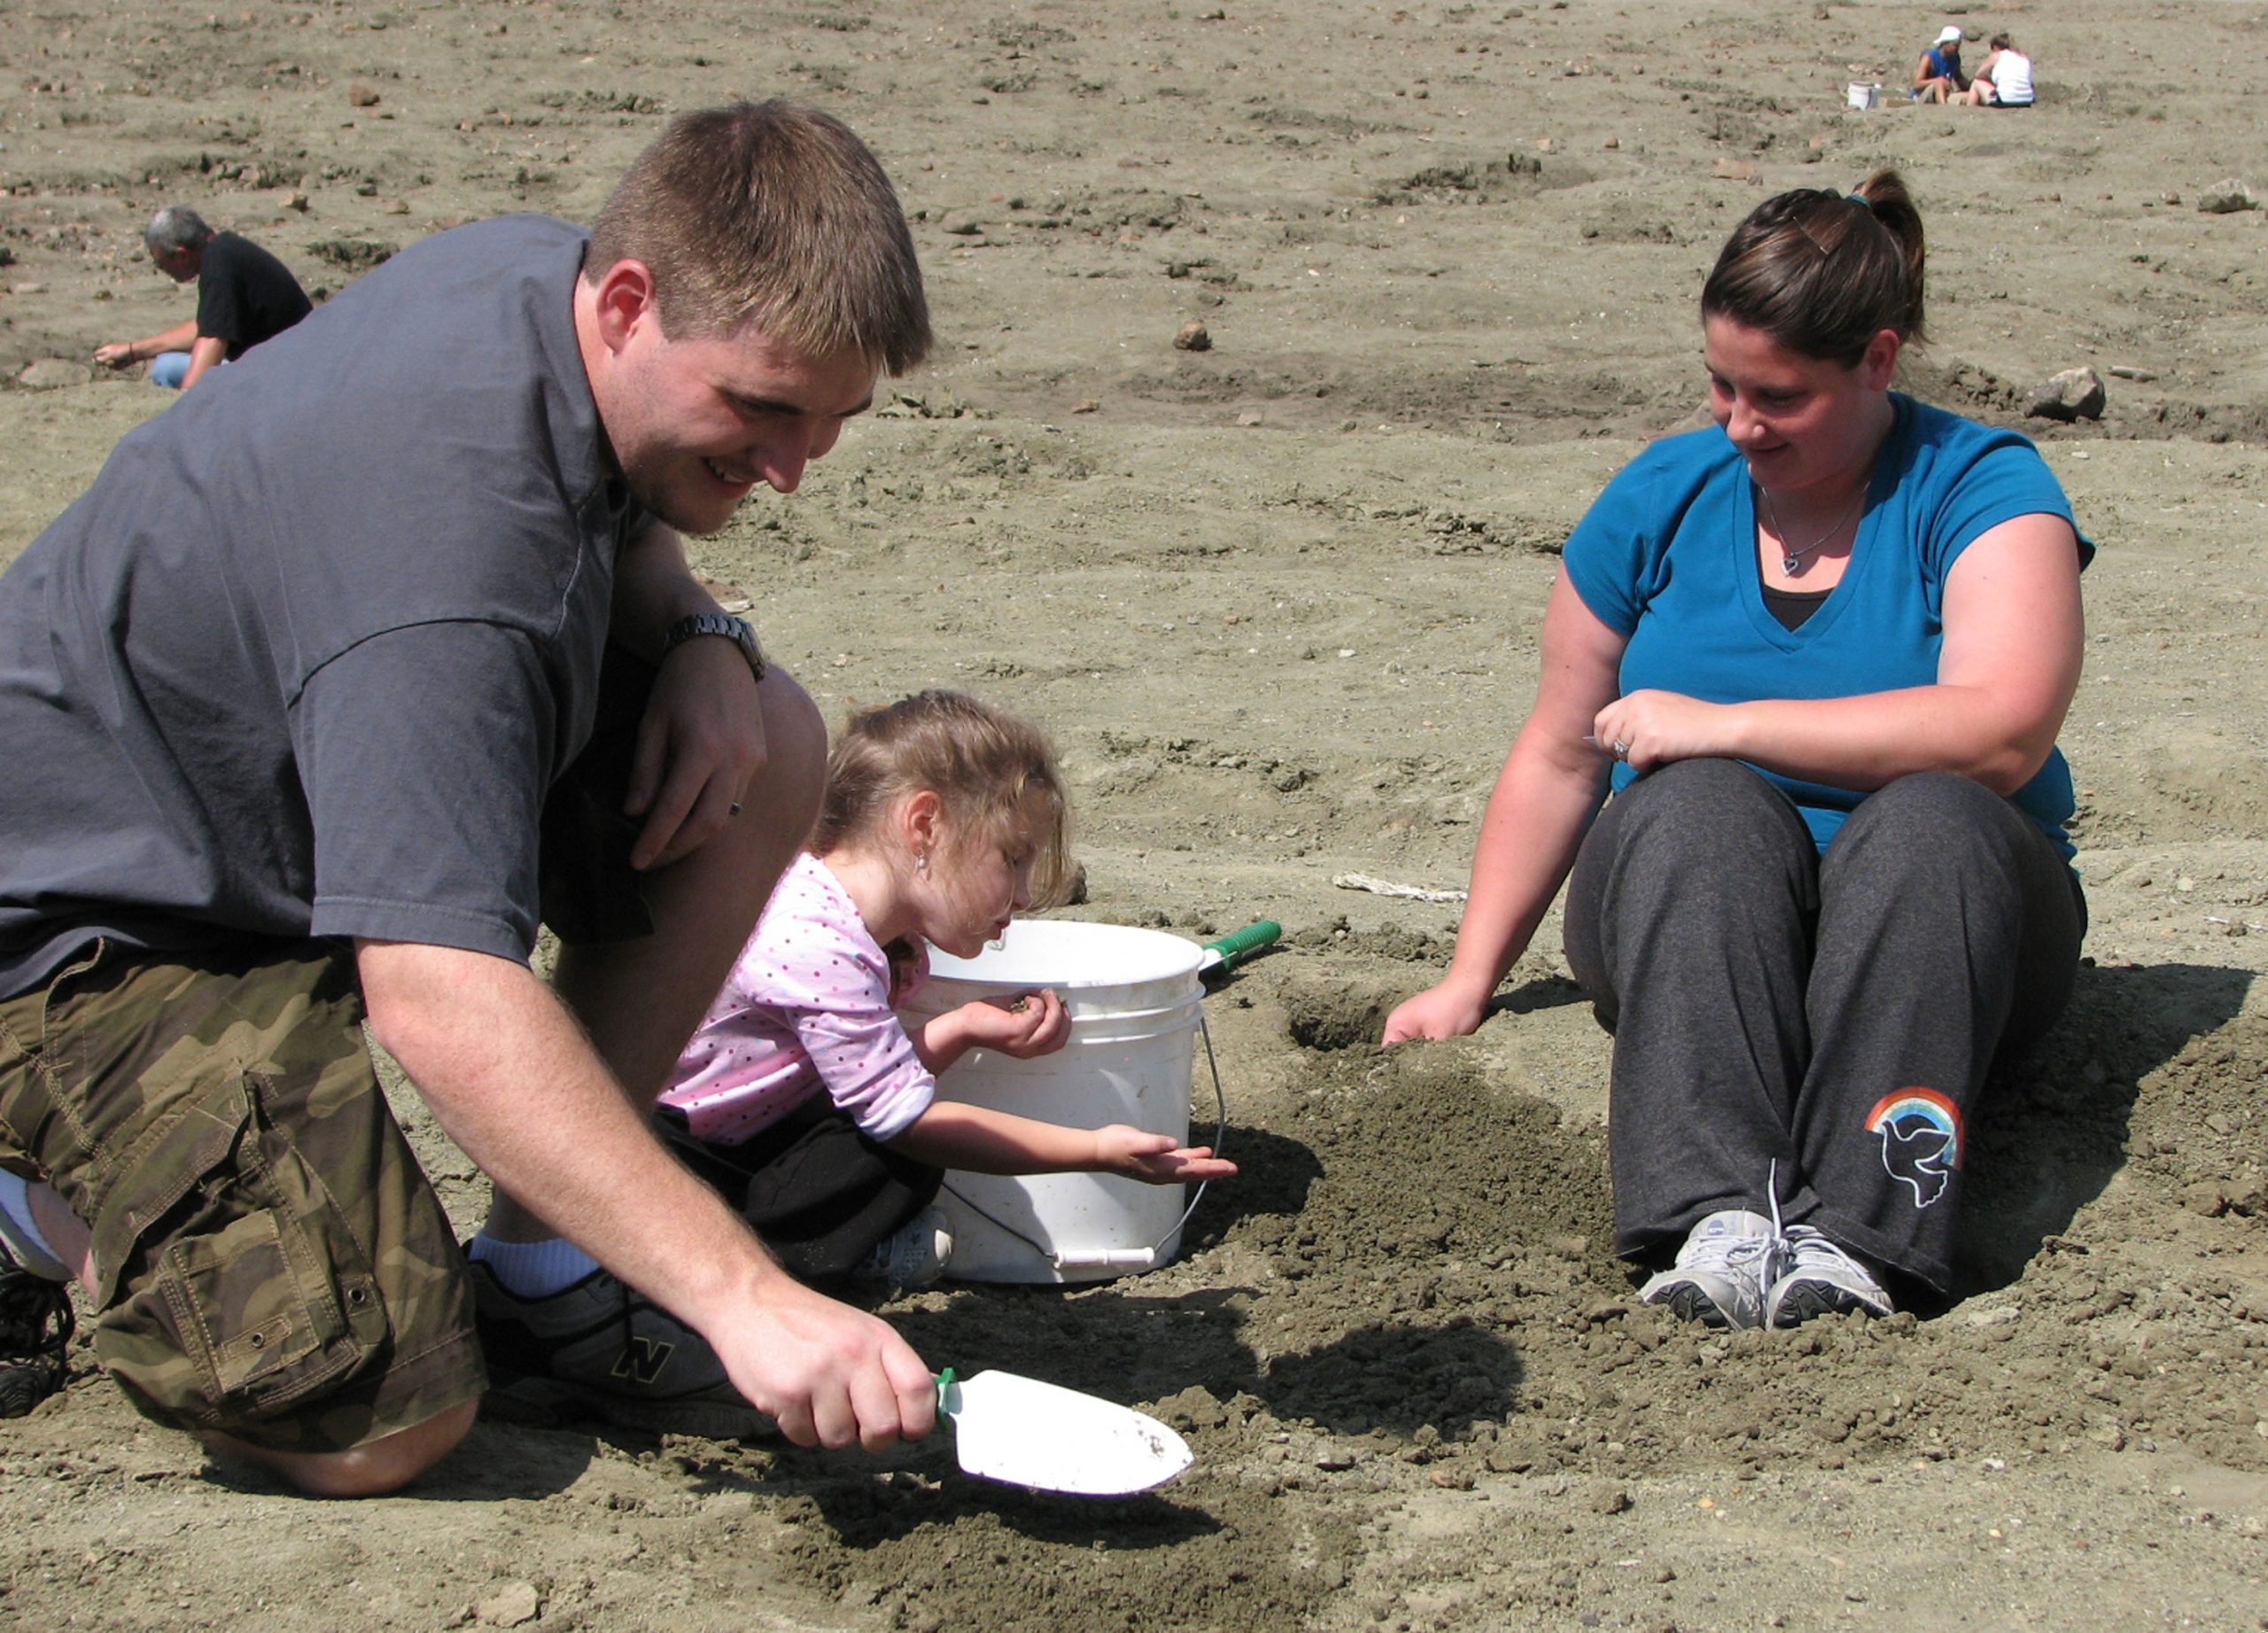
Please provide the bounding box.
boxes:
[1,102,942,1494]
[93,207,312,391]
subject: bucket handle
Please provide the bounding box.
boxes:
[941,1010,1229,1275]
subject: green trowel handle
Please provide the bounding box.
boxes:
[1203,919,1281,970]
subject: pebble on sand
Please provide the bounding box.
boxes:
[1175,320,1212,352]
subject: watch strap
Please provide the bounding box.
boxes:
[661,611,765,682]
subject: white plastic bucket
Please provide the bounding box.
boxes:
[1846,82,1881,109]
[897,920,1220,1283]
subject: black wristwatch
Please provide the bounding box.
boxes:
[660,611,765,683]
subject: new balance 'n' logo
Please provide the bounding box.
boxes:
[612,1334,674,1386]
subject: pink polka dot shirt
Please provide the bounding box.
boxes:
[660,851,936,1145]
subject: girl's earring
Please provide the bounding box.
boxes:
[915,851,928,875]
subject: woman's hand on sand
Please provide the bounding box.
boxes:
[954,989,1070,1058]
[1091,1124,1237,1184]
[1382,981,1491,1044]
[1590,689,1735,774]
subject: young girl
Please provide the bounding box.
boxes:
[657,689,1235,1287]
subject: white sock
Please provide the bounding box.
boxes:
[465,1233,600,1297]
[0,1169,71,1281]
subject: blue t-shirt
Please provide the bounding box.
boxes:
[1562,394,2092,856]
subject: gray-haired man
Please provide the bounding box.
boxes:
[93,206,311,389]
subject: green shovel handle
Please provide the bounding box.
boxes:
[1203,919,1281,969]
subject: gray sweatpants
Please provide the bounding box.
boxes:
[1562,759,2085,1295]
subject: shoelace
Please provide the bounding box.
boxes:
[1694,1231,1776,1274]
[1761,1165,1888,1307]
[1778,1225,1860,1273]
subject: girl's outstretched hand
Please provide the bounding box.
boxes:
[1092,1125,1239,1184]
[953,989,1071,1058]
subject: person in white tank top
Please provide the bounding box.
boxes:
[1965,34,2035,106]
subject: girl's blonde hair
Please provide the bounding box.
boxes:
[814,691,1075,907]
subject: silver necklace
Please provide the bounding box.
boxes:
[1759,482,1866,575]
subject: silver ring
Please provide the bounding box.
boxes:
[1611,739,1630,760]
[727,801,744,817]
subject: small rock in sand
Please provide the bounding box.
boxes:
[475,1582,540,1628]
[2024,366,2106,422]
[2180,1181,2228,1217]
[2194,179,2258,214]
[1175,320,1212,352]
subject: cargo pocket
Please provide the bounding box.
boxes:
[91,1071,392,1431]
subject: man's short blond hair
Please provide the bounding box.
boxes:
[586,100,930,374]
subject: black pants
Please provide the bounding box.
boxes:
[655,1097,942,1282]
[1562,760,2085,1295]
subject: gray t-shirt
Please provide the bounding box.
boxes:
[0,214,638,997]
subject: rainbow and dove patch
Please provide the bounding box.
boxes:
[1866,1088,1962,1209]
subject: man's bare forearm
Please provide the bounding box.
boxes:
[357,938,781,1318]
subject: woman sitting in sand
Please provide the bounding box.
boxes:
[1384,171,2090,1332]
[1963,35,2036,107]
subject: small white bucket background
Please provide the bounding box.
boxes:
[897,920,1216,1283]
[1846,82,1880,109]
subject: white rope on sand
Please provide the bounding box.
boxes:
[1331,872,1469,904]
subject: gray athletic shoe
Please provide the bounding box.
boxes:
[470,1263,771,1439]
[1764,1225,1895,1326]
[1637,1209,1781,1329]
[859,1206,952,1289]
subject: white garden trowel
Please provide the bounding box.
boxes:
[935,1368,1193,1496]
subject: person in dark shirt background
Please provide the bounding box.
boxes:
[94,206,312,390]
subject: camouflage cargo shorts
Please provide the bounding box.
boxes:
[0,939,485,1453]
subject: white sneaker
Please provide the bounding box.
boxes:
[1638,1209,1780,1329]
[861,1206,953,1289]
[1764,1225,1894,1326]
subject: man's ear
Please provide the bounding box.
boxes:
[586,258,661,355]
